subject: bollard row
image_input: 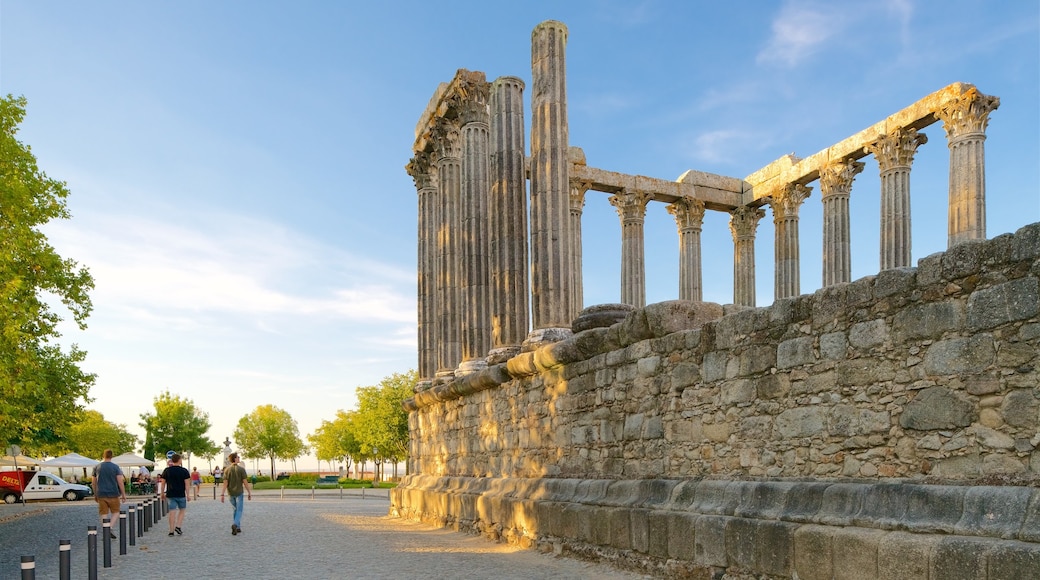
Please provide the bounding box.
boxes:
[16,494,166,580]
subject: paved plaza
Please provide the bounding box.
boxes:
[1,488,643,579]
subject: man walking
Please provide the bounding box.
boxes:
[220,452,252,535]
[160,453,191,536]
[92,449,126,538]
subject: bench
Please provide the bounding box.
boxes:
[317,475,340,485]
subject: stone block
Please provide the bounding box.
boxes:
[903,484,965,534]
[899,386,976,430]
[724,517,757,570]
[666,512,698,560]
[692,480,736,515]
[955,485,1032,539]
[694,515,728,568]
[603,479,640,507]
[942,239,986,279]
[820,331,847,360]
[932,536,996,580]
[812,284,849,327]
[775,406,826,438]
[780,482,828,523]
[608,506,631,550]
[647,510,670,558]
[643,300,724,338]
[988,540,1040,579]
[828,405,890,437]
[1002,389,1040,429]
[757,520,796,577]
[874,267,916,298]
[778,336,815,369]
[701,351,728,382]
[891,301,964,342]
[630,508,650,553]
[574,503,596,543]
[1012,222,1040,261]
[1019,489,1040,542]
[831,527,885,580]
[848,319,888,349]
[852,483,909,530]
[967,277,1040,330]
[916,252,944,285]
[738,344,776,376]
[877,531,938,580]
[817,483,866,526]
[721,379,756,404]
[639,479,679,509]
[734,481,795,520]
[792,524,832,580]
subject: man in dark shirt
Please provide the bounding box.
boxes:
[160,453,191,536]
[92,449,126,538]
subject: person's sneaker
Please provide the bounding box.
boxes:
[231,524,237,536]
[235,525,242,534]
[168,532,174,536]
[175,527,182,535]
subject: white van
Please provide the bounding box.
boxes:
[0,470,94,503]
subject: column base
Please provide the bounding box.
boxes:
[455,358,488,377]
[415,379,433,393]
[522,327,573,352]
[486,346,521,365]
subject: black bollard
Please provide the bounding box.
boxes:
[143,501,151,532]
[136,503,143,537]
[102,518,112,568]
[128,505,136,546]
[154,495,160,524]
[119,511,127,555]
[20,555,34,580]
[87,526,97,580]
[59,539,70,580]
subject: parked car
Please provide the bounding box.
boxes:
[0,470,93,503]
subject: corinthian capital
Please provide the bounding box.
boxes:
[818,158,865,197]
[430,118,461,160]
[609,189,653,223]
[729,205,766,241]
[447,70,491,126]
[569,180,591,212]
[666,197,706,231]
[935,87,1000,140]
[769,183,812,221]
[406,151,438,190]
[864,127,928,172]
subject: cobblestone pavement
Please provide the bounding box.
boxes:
[3,489,645,579]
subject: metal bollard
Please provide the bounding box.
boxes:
[136,503,144,536]
[154,495,161,523]
[102,518,112,568]
[340,485,343,499]
[280,485,284,500]
[119,510,127,555]
[143,501,151,532]
[59,539,70,580]
[87,526,98,580]
[20,555,34,580]
[362,486,365,500]
[213,483,216,500]
[128,505,137,545]
[311,485,315,499]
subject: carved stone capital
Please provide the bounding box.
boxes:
[569,180,591,212]
[935,87,1000,141]
[666,197,706,231]
[430,118,461,160]
[609,189,653,223]
[729,205,766,241]
[819,158,865,197]
[864,127,928,172]
[445,70,491,126]
[769,183,812,221]
[406,151,438,190]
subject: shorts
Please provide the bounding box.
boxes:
[97,496,121,516]
[168,496,187,510]
[192,480,200,487]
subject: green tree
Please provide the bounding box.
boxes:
[308,410,361,475]
[0,95,95,450]
[50,409,138,459]
[353,370,415,479]
[139,391,219,464]
[234,405,305,477]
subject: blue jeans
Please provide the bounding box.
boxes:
[229,493,245,528]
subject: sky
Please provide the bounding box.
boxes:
[2,1,1037,472]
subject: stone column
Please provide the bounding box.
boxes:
[455,75,492,375]
[406,151,438,387]
[935,86,1000,247]
[730,206,765,307]
[488,76,528,362]
[667,198,706,301]
[770,183,812,300]
[528,20,574,340]
[609,189,653,307]
[432,118,462,376]
[819,158,864,286]
[864,127,927,270]
[569,180,589,313]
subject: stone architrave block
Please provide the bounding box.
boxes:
[988,540,1040,579]
[666,512,698,560]
[694,515,729,568]
[792,524,833,580]
[931,536,996,580]
[877,531,939,579]
[899,386,975,430]
[967,277,1040,330]
[955,485,1032,539]
[831,527,886,580]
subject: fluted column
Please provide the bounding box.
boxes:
[609,189,653,307]
[770,183,812,300]
[667,198,706,301]
[432,118,462,376]
[405,152,438,386]
[935,86,1000,247]
[488,76,528,361]
[730,206,765,307]
[455,76,492,374]
[529,20,574,335]
[819,158,864,286]
[864,127,927,270]
[569,181,589,312]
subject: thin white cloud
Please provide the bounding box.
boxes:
[757,1,845,67]
[682,128,768,166]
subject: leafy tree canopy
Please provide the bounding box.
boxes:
[0,94,95,450]
[139,390,219,463]
[31,409,139,459]
[234,404,305,477]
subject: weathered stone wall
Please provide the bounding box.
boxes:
[407,222,1040,483]
[393,222,1040,577]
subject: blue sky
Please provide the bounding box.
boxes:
[2,1,1037,470]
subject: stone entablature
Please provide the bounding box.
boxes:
[405,222,1040,483]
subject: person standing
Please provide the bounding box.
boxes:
[160,453,191,536]
[92,449,126,538]
[190,466,201,499]
[219,452,252,535]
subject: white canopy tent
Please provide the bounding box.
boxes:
[0,454,42,468]
[111,452,153,467]
[40,452,100,481]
